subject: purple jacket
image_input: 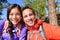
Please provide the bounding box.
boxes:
[0,20,27,40]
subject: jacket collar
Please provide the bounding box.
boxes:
[26,18,43,31]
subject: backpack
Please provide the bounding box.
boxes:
[27,24,46,40]
[39,24,46,40]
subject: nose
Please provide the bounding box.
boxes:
[28,16,31,20]
[13,15,16,19]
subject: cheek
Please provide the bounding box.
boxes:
[23,18,27,23]
[17,16,21,19]
[23,18,26,22]
[31,15,35,19]
[16,15,21,19]
[17,16,21,21]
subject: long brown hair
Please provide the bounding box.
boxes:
[7,4,22,38]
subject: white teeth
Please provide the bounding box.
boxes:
[12,20,17,22]
[28,20,33,23]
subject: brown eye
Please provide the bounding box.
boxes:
[29,13,33,16]
[9,13,13,16]
[16,13,20,16]
[23,15,27,18]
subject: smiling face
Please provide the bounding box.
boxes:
[9,7,21,25]
[22,9,35,27]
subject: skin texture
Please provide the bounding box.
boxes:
[9,7,21,26]
[22,9,35,27]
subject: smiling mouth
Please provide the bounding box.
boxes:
[28,20,34,24]
[12,20,17,23]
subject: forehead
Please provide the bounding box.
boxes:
[10,7,20,13]
[11,7,19,11]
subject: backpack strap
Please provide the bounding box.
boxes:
[39,24,46,40]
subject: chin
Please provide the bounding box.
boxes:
[13,23,17,25]
[28,24,34,27]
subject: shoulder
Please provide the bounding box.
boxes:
[22,24,26,29]
[42,22,60,28]
[42,22,60,39]
[21,24,27,32]
[42,22,60,34]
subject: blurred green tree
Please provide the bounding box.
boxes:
[0,0,10,20]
